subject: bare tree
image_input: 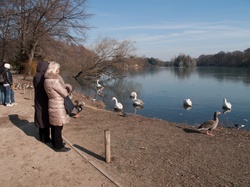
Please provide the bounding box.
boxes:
[0,0,91,75]
[74,37,136,80]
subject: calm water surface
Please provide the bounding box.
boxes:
[72,67,250,130]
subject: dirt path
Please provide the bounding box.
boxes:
[0,75,250,187]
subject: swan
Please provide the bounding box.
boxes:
[96,79,103,89]
[183,98,192,107]
[222,98,232,110]
[132,92,144,106]
[197,111,221,136]
[112,97,123,111]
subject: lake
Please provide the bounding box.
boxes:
[70,67,250,130]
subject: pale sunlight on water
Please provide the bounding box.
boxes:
[74,67,250,130]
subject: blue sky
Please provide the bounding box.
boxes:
[85,0,250,61]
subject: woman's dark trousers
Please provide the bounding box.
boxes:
[51,125,64,149]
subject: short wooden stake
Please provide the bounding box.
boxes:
[104,129,111,163]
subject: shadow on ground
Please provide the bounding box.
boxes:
[73,144,105,161]
[8,114,38,140]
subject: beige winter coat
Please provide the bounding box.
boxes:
[44,72,69,126]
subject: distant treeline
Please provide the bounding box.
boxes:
[147,48,250,67]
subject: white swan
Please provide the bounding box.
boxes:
[183,98,192,107]
[132,92,144,106]
[96,79,103,88]
[222,98,232,110]
[112,97,123,111]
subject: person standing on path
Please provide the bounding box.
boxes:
[0,62,5,105]
[33,61,52,143]
[44,61,71,152]
[2,63,17,106]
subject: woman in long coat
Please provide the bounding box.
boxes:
[44,61,70,152]
[33,61,51,143]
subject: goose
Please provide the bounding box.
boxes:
[197,111,221,136]
[112,97,123,111]
[183,98,192,107]
[132,92,144,106]
[222,98,232,110]
[96,79,103,89]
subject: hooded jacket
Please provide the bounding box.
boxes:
[44,72,69,126]
[2,68,12,85]
[33,61,50,129]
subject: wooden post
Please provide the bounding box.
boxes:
[104,129,111,163]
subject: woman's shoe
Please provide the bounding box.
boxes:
[55,147,71,152]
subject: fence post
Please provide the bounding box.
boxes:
[104,129,111,163]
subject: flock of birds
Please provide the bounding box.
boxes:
[184,97,244,136]
[111,92,144,112]
[96,79,244,136]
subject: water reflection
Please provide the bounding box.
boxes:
[222,109,231,114]
[63,66,250,130]
[170,67,197,79]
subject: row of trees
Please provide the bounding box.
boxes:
[196,49,250,67]
[147,48,250,68]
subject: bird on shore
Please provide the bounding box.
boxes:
[132,92,144,106]
[183,98,192,107]
[197,111,222,136]
[222,98,232,110]
[112,97,123,111]
[234,123,245,129]
[74,100,85,113]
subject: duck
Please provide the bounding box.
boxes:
[197,111,222,136]
[130,92,136,98]
[183,98,192,107]
[112,97,123,111]
[74,100,85,113]
[96,79,103,89]
[222,98,232,110]
[132,92,144,106]
[234,123,245,129]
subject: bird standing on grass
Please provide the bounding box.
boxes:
[198,111,222,136]
[74,100,85,113]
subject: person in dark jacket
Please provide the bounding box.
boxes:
[2,63,16,106]
[33,61,52,143]
[0,63,5,105]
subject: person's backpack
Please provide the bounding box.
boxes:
[0,73,4,83]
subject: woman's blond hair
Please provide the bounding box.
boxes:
[46,61,60,74]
